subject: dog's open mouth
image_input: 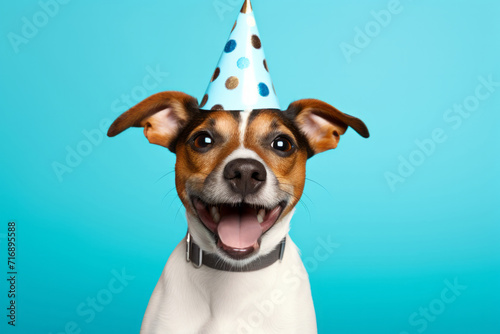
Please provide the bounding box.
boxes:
[192,198,285,259]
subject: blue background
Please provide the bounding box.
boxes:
[1,0,499,333]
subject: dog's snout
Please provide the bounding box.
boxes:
[223,158,267,196]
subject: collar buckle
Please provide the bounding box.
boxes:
[279,237,286,262]
[186,232,203,268]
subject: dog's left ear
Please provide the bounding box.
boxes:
[107,91,198,152]
[286,99,369,156]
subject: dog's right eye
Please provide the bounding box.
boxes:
[192,133,214,151]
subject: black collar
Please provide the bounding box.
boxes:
[186,232,286,272]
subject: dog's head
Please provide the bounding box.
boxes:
[108,91,368,265]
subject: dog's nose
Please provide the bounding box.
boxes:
[223,158,267,196]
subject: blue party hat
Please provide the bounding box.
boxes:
[200,0,280,111]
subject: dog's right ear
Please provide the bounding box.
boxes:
[107,91,198,152]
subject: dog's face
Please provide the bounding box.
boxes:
[175,109,308,260]
[108,92,368,264]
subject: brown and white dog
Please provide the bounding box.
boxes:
[108,91,369,333]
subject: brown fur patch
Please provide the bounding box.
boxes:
[295,110,346,153]
[289,99,369,138]
[175,111,241,212]
[107,91,197,138]
[287,99,369,155]
[244,111,308,217]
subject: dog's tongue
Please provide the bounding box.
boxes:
[217,206,262,249]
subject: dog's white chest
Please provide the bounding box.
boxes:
[140,237,317,334]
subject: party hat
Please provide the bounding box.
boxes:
[200,0,280,111]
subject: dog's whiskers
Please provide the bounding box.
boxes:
[156,169,176,183]
[305,177,333,198]
[162,187,178,203]
[278,189,311,223]
[173,202,185,224]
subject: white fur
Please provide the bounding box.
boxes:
[239,109,252,145]
[140,226,317,333]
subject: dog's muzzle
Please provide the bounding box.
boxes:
[191,158,286,260]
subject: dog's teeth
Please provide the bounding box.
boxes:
[257,209,265,224]
[210,206,220,223]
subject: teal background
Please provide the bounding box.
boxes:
[1,0,499,333]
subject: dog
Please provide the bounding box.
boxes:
[107,91,369,333]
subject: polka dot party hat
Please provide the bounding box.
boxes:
[200,0,280,111]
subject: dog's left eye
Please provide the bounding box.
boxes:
[271,136,293,153]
